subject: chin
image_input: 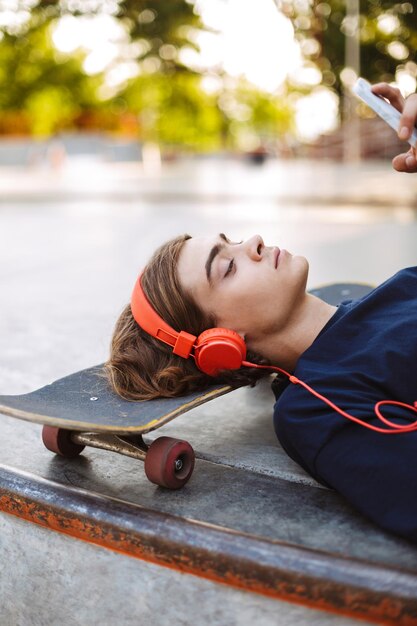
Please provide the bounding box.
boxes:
[293,253,309,271]
[293,254,309,289]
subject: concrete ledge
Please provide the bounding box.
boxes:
[1,463,417,625]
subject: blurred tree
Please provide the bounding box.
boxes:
[0,0,296,149]
[122,72,222,149]
[122,72,294,151]
[216,79,295,152]
[118,0,201,73]
[114,1,295,149]
[0,0,208,138]
[0,8,100,136]
[280,1,417,94]
[104,0,225,148]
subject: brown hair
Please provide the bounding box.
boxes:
[105,234,271,400]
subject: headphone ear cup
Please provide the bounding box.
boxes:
[194,328,246,376]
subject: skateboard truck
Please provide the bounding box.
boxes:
[42,427,195,490]
[0,367,230,491]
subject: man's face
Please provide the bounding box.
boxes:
[177,233,309,344]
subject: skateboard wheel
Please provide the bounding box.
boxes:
[144,436,195,489]
[42,426,85,458]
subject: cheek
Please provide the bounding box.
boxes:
[217,294,262,332]
[213,292,246,328]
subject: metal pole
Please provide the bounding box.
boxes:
[343,0,361,162]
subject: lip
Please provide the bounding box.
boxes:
[273,247,281,268]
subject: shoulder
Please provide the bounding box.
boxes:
[365,266,417,305]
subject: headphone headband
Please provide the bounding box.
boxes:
[130,272,247,375]
[131,275,196,359]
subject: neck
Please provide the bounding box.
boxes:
[249,294,337,371]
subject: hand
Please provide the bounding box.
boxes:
[371,82,417,173]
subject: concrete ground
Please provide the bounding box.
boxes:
[1,156,417,625]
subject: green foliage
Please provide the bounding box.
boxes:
[121,72,295,150]
[321,1,416,89]
[122,72,221,149]
[0,10,100,135]
[215,80,295,150]
[3,0,415,146]
[118,0,202,72]
[0,0,295,147]
[281,0,417,94]
[25,86,74,136]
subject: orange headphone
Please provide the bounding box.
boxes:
[130,272,417,434]
[130,274,247,376]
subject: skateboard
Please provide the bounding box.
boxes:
[0,283,373,489]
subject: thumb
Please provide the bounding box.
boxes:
[398,94,417,140]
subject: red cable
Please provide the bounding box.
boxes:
[242,361,417,434]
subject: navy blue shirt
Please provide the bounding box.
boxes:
[273,267,417,541]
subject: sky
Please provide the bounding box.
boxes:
[194,0,301,93]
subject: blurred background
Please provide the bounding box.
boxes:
[1,0,417,391]
[0,0,416,159]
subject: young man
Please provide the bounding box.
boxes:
[106,84,417,542]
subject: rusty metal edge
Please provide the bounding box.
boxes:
[0,463,416,625]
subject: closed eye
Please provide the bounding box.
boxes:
[224,258,234,277]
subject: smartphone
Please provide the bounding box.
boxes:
[352,77,417,148]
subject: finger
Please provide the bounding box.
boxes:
[392,151,417,173]
[371,83,404,112]
[398,93,417,141]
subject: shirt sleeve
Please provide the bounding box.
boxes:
[314,423,417,542]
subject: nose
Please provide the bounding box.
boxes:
[244,234,264,261]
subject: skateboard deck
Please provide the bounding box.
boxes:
[308,281,373,304]
[0,369,232,435]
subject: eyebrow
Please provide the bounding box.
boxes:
[205,233,228,284]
